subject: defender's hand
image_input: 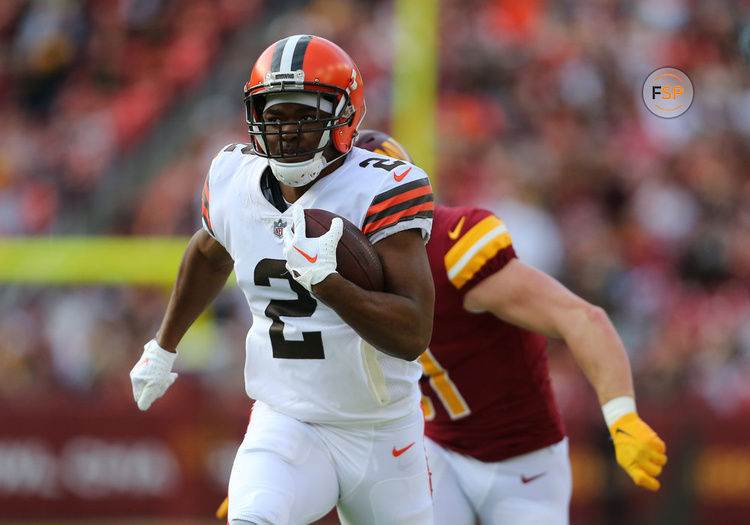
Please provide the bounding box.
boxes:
[610,412,667,491]
[282,206,342,292]
[129,339,178,411]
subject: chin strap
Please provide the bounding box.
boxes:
[269,126,331,186]
[269,147,348,187]
[269,153,326,187]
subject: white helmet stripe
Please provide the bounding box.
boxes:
[269,35,312,72]
[279,35,302,72]
[269,37,288,72]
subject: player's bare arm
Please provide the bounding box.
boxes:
[312,228,434,361]
[464,258,666,490]
[156,229,234,352]
[463,257,633,405]
[130,229,233,411]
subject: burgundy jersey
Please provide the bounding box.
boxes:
[421,204,565,462]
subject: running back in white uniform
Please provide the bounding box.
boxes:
[202,144,435,525]
[203,144,432,425]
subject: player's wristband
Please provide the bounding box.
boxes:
[602,396,637,428]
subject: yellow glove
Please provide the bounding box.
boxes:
[216,496,228,521]
[609,412,667,491]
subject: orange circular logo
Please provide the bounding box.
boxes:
[642,67,693,118]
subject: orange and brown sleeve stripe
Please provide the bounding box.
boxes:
[363,178,434,238]
[201,176,215,237]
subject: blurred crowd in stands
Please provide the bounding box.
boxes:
[2,0,750,419]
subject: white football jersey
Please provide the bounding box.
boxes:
[201,144,434,424]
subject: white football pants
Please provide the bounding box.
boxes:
[425,436,571,525]
[227,401,433,525]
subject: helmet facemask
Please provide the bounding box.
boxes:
[245,80,355,187]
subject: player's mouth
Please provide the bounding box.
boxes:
[274,150,315,162]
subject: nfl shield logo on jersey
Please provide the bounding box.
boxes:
[273,218,287,238]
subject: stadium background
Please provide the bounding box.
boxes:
[1,0,749,523]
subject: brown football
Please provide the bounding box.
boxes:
[304,208,384,292]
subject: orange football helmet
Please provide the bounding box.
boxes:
[244,35,366,186]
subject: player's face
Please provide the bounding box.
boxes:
[261,103,332,162]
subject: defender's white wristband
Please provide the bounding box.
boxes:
[602,396,637,428]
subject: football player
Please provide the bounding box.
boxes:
[129,37,436,525]
[355,130,667,525]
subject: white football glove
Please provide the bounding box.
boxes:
[282,206,343,292]
[129,339,178,411]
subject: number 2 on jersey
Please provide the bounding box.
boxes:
[254,258,325,359]
[419,349,471,420]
